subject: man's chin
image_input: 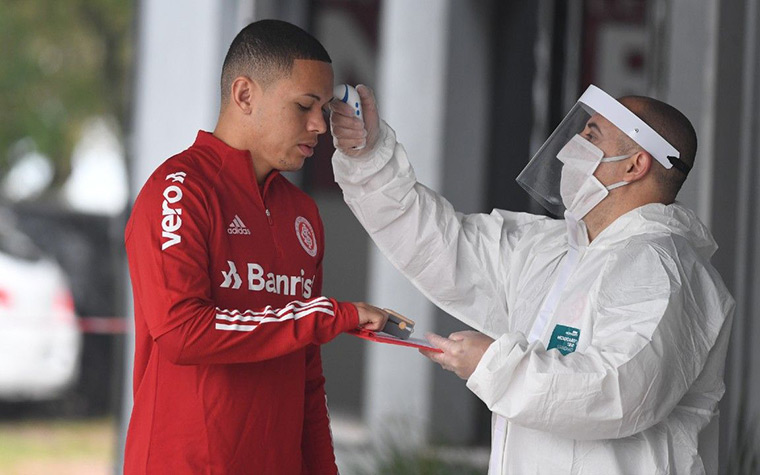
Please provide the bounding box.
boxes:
[277,158,306,173]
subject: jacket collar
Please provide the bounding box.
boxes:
[193,131,281,194]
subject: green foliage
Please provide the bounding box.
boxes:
[370,448,485,475]
[346,443,486,475]
[0,0,133,186]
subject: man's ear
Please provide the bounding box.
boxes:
[230,76,261,114]
[624,150,653,182]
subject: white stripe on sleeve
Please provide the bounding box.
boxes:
[214,297,335,332]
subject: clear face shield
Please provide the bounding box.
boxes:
[516,85,687,219]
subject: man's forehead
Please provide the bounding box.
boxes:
[286,59,334,100]
[584,113,620,137]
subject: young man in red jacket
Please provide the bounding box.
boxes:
[124,19,387,474]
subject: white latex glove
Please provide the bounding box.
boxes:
[329,84,381,157]
[420,331,495,380]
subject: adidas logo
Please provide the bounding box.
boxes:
[227,215,251,235]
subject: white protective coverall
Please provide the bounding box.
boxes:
[333,122,735,475]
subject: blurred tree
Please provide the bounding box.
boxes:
[0,0,133,188]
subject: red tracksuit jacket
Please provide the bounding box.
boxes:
[124,131,358,474]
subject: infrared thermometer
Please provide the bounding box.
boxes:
[333,84,363,123]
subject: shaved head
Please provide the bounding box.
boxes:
[617,96,698,200]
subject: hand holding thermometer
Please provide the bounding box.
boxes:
[333,84,364,123]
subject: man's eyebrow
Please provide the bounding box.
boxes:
[303,93,322,101]
[587,121,603,136]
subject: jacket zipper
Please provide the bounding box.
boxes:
[261,193,282,257]
[249,161,282,256]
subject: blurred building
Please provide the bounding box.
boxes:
[123,0,760,473]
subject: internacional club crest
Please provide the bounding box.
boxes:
[295,216,317,257]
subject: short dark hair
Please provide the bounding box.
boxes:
[618,96,698,199]
[220,19,332,103]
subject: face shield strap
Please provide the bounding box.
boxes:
[667,155,691,176]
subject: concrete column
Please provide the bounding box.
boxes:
[129,1,252,193]
[119,1,252,471]
[663,0,720,225]
[363,0,451,447]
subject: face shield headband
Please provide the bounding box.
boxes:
[516,85,686,217]
[580,86,690,175]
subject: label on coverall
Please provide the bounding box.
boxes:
[547,324,581,355]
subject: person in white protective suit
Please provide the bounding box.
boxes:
[329,84,735,475]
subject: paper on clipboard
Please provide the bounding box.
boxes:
[348,329,443,353]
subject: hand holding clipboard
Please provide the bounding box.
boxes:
[348,308,443,353]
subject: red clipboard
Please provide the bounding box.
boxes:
[348,328,443,353]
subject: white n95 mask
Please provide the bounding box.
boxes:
[557,134,630,220]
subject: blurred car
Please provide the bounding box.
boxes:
[0,218,82,401]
